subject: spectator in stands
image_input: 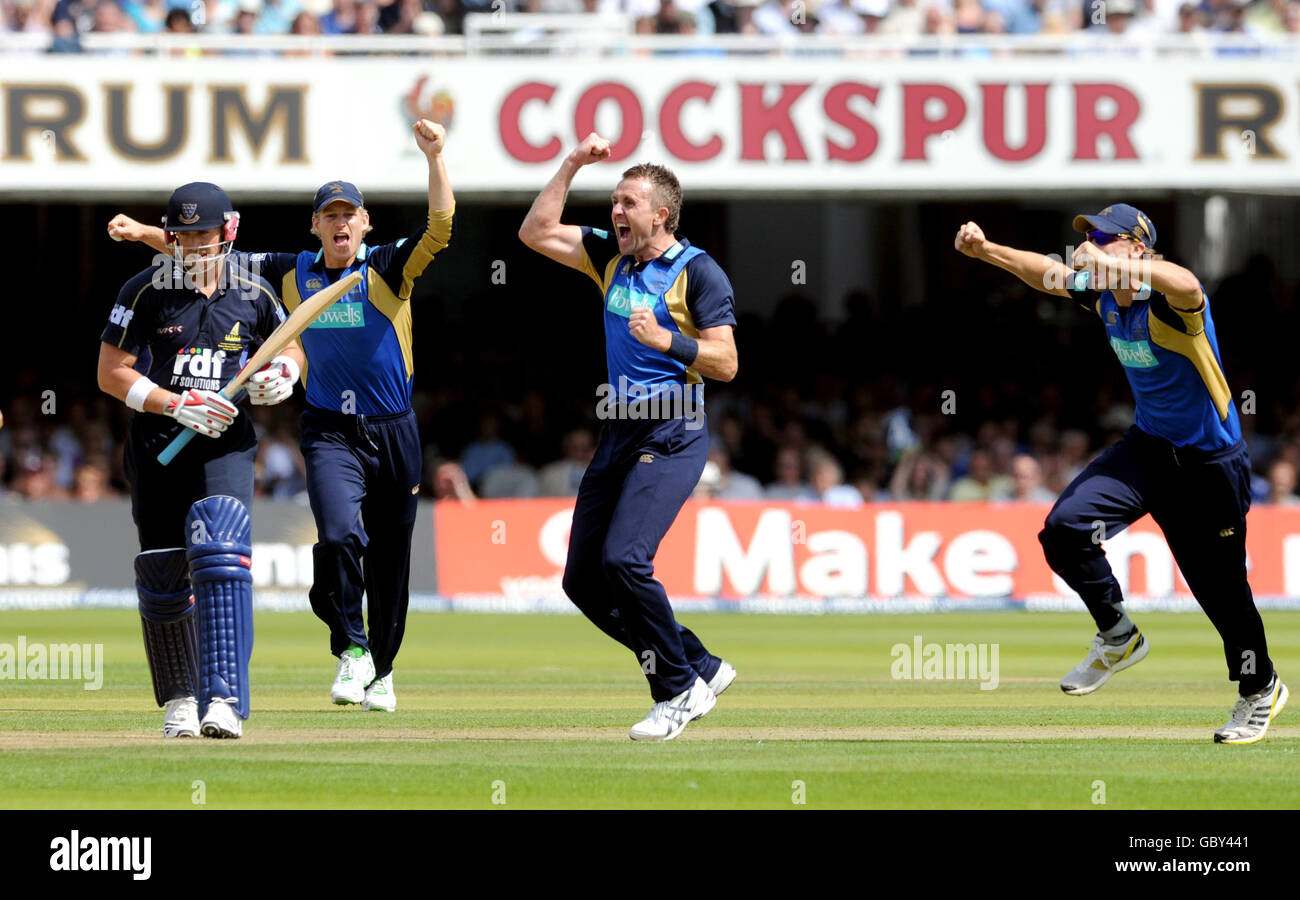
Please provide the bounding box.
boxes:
[321,0,358,30]
[1101,0,1138,31]
[1284,0,1300,29]
[14,455,68,501]
[949,449,1014,501]
[1266,459,1300,505]
[765,446,816,501]
[852,0,888,31]
[1007,453,1057,502]
[164,4,194,29]
[90,0,134,30]
[460,413,515,488]
[696,446,763,500]
[255,0,300,32]
[887,451,951,501]
[537,427,595,497]
[72,457,113,502]
[429,457,476,502]
[7,0,53,34]
[879,0,921,32]
[816,0,866,33]
[123,0,166,30]
[809,451,864,506]
[1176,0,1206,29]
[751,0,796,32]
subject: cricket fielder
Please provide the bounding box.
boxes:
[955,204,1287,744]
[519,133,739,741]
[97,182,304,738]
[108,121,454,712]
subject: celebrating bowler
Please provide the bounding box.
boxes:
[520,133,739,742]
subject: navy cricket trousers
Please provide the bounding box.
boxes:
[301,405,421,679]
[562,414,721,702]
[124,416,256,551]
[1038,425,1273,695]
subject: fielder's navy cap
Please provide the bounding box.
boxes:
[164,182,234,232]
[313,181,365,213]
[1072,203,1157,248]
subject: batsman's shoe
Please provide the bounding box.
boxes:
[628,677,716,742]
[331,645,376,705]
[707,660,737,698]
[1214,675,1289,745]
[163,696,200,739]
[200,698,242,739]
[1060,628,1148,696]
[362,673,396,712]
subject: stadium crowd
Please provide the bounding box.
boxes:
[5,251,1300,507]
[3,0,1300,45]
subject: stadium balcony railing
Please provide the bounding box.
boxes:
[1,19,1299,57]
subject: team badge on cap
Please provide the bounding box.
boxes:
[179,203,199,225]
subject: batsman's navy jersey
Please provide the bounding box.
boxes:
[249,208,455,416]
[101,252,287,449]
[1067,276,1241,452]
[578,230,736,406]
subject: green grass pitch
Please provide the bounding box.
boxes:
[1,609,1296,809]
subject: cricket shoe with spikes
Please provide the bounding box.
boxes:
[362,673,396,712]
[331,645,376,705]
[200,698,242,739]
[628,677,716,742]
[163,696,200,738]
[1215,674,1289,745]
[1060,628,1148,696]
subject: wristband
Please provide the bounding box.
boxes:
[125,376,158,412]
[666,333,699,366]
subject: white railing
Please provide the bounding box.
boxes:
[1,28,1297,58]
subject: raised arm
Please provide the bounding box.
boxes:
[954,221,1074,298]
[518,133,612,270]
[107,214,168,254]
[413,118,454,215]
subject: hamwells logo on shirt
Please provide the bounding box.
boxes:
[309,302,365,329]
[1109,336,1158,369]
[605,285,657,319]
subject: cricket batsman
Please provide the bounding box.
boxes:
[97,182,304,738]
[108,121,454,712]
[955,204,1287,744]
[519,133,738,741]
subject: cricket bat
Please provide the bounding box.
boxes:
[157,271,363,465]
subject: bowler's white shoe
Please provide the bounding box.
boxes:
[163,696,200,739]
[362,673,396,712]
[331,646,376,705]
[707,660,737,697]
[628,677,716,742]
[1215,675,1289,745]
[200,698,242,739]
[1060,629,1148,696]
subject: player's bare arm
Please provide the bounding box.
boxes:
[108,213,168,254]
[96,341,238,437]
[1071,241,1203,309]
[413,119,455,214]
[954,221,1074,298]
[627,311,738,382]
[518,132,612,268]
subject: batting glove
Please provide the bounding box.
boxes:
[247,355,300,406]
[166,389,239,438]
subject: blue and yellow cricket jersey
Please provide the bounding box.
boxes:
[1068,276,1241,451]
[249,208,454,415]
[577,228,736,405]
